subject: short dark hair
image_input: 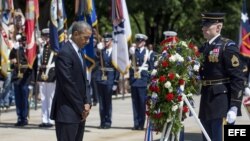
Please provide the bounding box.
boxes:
[71,21,91,34]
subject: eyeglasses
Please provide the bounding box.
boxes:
[136,38,144,42]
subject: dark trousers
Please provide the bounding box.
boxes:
[14,83,29,122]
[55,121,85,141]
[131,86,146,128]
[201,118,223,141]
[90,78,98,104]
[97,83,112,126]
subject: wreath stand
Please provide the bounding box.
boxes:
[154,94,211,141]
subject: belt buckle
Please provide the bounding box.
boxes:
[101,75,107,80]
[134,72,141,79]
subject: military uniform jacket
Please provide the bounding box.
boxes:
[129,47,150,87]
[37,43,56,82]
[9,46,32,85]
[95,49,120,85]
[198,36,245,120]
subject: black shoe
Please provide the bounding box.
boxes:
[103,125,111,129]
[39,123,53,128]
[99,125,105,129]
[138,127,144,130]
[14,122,23,126]
[15,121,28,126]
[132,127,139,130]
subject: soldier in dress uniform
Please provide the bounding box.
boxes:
[96,33,120,129]
[9,10,32,126]
[36,28,56,128]
[129,33,150,130]
[198,12,246,141]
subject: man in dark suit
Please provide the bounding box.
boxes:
[50,21,92,141]
[198,13,245,141]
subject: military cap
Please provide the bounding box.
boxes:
[201,12,225,26]
[163,31,177,38]
[42,28,50,35]
[103,32,112,41]
[135,33,148,42]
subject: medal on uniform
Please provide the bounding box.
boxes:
[213,48,219,62]
[208,51,213,62]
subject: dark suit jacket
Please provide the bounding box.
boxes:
[50,41,91,123]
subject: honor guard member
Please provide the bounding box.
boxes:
[198,12,245,141]
[129,33,150,130]
[36,28,56,128]
[9,10,32,126]
[96,33,120,129]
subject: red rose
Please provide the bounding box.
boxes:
[183,105,189,113]
[177,95,182,102]
[149,85,160,93]
[195,51,200,57]
[161,60,169,68]
[155,86,160,93]
[162,46,168,52]
[153,112,163,119]
[168,73,175,80]
[149,85,155,92]
[188,42,195,49]
[166,93,174,102]
[159,75,166,83]
[179,79,185,85]
[145,111,150,116]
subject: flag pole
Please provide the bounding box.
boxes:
[121,74,125,100]
[94,23,106,80]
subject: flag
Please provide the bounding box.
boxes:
[144,118,153,141]
[111,0,131,74]
[25,0,39,68]
[50,0,67,52]
[0,0,14,12]
[239,0,250,57]
[0,22,11,78]
[75,0,97,71]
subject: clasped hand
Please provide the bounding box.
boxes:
[81,104,91,121]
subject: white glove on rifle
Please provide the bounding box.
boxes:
[112,85,117,91]
[129,46,135,55]
[97,42,104,50]
[244,87,250,96]
[226,106,238,124]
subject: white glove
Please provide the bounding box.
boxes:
[129,46,135,55]
[112,85,117,91]
[16,34,22,41]
[244,87,250,96]
[226,106,237,124]
[28,85,34,90]
[97,42,104,50]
